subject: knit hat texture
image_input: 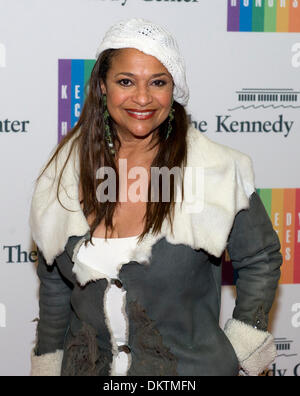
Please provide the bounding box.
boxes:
[95,18,189,106]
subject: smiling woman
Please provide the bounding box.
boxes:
[29,18,282,377]
[100,48,174,140]
[47,21,190,242]
[75,44,187,240]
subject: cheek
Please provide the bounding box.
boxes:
[158,97,173,113]
[107,87,128,108]
[155,89,173,108]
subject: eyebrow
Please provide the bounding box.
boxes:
[114,72,170,78]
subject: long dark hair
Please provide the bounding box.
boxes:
[35,49,188,246]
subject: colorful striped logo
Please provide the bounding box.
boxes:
[58,59,95,142]
[222,189,300,285]
[228,0,300,32]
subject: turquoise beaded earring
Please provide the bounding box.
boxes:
[165,99,175,140]
[102,95,116,155]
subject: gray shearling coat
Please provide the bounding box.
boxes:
[29,126,282,376]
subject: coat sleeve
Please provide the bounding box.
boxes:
[31,247,72,376]
[224,190,282,376]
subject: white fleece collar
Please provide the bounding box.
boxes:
[29,126,255,267]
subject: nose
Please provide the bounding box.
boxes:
[132,85,153,107]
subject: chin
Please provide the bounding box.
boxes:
[124,125,159,138]
[131,129,154,138]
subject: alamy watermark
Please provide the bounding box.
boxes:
[0,303,6,328]
[95,160,204,214]
[292,43,300,68]
[291,302,300,328]
[0,43,6,68]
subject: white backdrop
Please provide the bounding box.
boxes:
[0,0,299,376]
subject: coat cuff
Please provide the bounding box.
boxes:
[30,348,63,376]
[224,318,276,376]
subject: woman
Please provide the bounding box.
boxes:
[29,18,282,376]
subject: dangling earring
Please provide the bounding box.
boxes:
[102,95,116,155]
[165,99,175,140]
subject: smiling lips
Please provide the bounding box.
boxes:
[126,109,156,120]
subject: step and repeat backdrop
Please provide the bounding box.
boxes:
[0,0,299,376]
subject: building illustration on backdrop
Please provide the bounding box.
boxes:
[229,88,300,110]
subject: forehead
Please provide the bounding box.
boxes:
[109,48,171,76]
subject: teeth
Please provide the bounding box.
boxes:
[127,111,153,116]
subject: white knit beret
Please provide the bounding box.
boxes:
[95,18,189,106]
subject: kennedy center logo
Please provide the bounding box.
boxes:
[229,88,300,110]
[228,0,300,32]
[223,188,300,285]
[58,59,95,142]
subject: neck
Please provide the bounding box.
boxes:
[115,128,160,164]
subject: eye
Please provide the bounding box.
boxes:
[118,79,133,87]
[152,80,167,87]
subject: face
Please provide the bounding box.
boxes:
[100,48,174,139]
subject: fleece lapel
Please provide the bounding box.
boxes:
[29,126,255,275]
